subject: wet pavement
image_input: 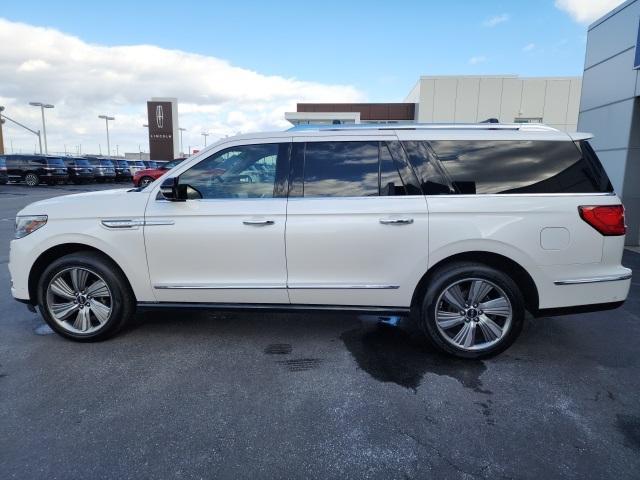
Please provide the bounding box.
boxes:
[1,183,639,479]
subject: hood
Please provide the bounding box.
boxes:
[18,188,150,219]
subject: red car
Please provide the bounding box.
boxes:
[133,158,185,187]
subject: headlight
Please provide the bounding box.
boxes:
[15,215,48,239]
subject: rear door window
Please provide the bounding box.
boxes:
[402,141,452,195]
[302,141,379,197]
[429,140,613,194]
[299,141,421,197]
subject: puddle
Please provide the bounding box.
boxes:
[34,324,55,335]
[616,414,640,450]
[341,323,488,393]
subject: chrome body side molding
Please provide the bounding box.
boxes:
[153,283,400,290]
[554,273,632,285]
[101,218,175,229]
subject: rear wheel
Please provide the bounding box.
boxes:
[139,176,154,187]
[24,173,40,186]
[420,262,524,359]
[37,252,135,341]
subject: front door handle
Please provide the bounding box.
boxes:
[243,220,275,226]
[379,218,414,225]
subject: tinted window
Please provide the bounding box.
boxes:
[402,141,452,195]
[162,159,183,169]
[179,143,281,199]
[379,143,407,196]
[100,160,114,167]
[46,158,65,167]
[0,157,6,167]
[429,140,613,194]
[303,141,379,197]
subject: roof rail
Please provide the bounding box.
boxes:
[287,122,560,133]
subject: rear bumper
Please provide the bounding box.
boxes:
[536,265,631,309]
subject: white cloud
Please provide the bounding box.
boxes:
[468,56,487,65]
[483,14,510,27]
[0,18,364,155]
[522,43,536,52]
[555,0,625,24]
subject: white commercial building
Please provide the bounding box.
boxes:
[405,75,582,132]
[286,75,582,133]
[578,0,640,246]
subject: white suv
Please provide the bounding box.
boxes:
[8,124,632,358]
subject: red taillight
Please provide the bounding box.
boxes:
[579,205,626,236]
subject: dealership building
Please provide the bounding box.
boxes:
[286,75,582,132]
[578,0,640,245]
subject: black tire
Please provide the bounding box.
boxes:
[24,172,40,186]
[36,251,135,341]
[95,178,104,183]
[420,262,525,359]
[139,176,154,187]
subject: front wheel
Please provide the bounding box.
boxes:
[420,262,525,359]
[37,252,135,341]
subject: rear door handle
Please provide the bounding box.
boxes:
[243,220,275,226]
[379,218,414,225]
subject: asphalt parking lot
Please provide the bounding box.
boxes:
[0,182,639,479]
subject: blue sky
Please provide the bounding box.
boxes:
[2,0,593,101]
[0,0,622,154]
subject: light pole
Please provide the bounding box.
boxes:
[0,106,4,155]
[29,102,54,154]
[179,127,186,155]
[98,115,115,159]
[1,105,42,154]
[201,132,209,147]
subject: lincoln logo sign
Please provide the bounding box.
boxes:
[147,101,174,160]
[156,105,164,129]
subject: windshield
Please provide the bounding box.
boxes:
[0,157,6,168]
[73,159,91,167]
[132,161,144,167]
[100,160,115,167]
[116,160,128,168]
[163,159,184,169]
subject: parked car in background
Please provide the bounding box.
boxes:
[85,157,116,182]
[9,124,631,358]
[5,154,69,186]
[0,156,7,184]
[127,160,146,176]
[63,157,95,184]
[114,160,133,182]
[143,160,158,169]
[132,158,185,187]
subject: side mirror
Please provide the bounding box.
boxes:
[159,177,202,201]
[159,177,185,202]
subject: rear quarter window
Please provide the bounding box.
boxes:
[429,140,613,194]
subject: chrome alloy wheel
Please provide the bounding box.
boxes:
[435,278,512,352]
[46,267,113,334]
[140,177,153,187]
[24,173,39,186]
